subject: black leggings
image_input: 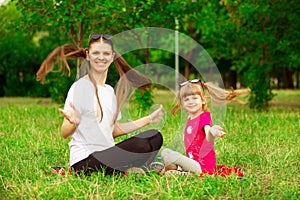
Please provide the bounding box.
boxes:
[71,129,163,175]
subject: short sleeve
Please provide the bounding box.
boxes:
[199,112,212,130]
[117,112,122,121]
[63,84,75,111]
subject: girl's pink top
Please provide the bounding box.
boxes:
[184,112,216,174]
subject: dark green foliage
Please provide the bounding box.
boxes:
[245,67,274,110]
[1,0,300,108]
[47,74,75,104]
[131,89,154,115]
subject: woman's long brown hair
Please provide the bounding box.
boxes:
[36,38,151,124]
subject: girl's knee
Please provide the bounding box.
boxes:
[161,148,172,157]
[161,148,182,165]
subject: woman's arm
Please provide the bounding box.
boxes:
[112,105,163,138]
[59,102,81,139]
[113,116,151,138]
[61,118,77,139]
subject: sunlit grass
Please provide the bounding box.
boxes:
[0,90,299,199]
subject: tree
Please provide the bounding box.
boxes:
[13,0,182,107]
[0,1,47,97]
[217,0,300,109]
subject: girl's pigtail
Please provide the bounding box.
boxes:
[171,102,181,116]
[225,87,251,104]
[36,44,86,83]
[204,82,227,104]
[205,82,250,104]
[171,89,182,116]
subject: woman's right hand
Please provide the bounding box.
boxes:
[59,102,81,126]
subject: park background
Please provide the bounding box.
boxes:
[0,0,299,199]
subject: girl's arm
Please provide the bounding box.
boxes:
[204,125,226,142]
[112,105,163,138]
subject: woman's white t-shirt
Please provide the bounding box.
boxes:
[64,78,120,166]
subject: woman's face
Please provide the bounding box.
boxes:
[87,41,114,74]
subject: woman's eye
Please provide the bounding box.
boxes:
[92,52,100,56]
[104,52,112,56]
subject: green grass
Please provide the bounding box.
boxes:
[0,90,300,199]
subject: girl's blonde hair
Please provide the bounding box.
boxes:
[172,81,250,115]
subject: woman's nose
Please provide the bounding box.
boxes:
[98,53,104,59]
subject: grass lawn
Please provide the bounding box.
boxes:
[0,89,299,199]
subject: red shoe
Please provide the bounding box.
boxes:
[50,166,73,176]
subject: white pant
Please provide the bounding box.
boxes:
[161,148,202,174]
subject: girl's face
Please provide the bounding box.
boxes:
[181,94,205,118]
[87,41,114,74]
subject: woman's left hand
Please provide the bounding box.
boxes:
[149,105,164,124]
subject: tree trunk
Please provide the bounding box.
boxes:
[76,21,84,79]
[297,71,300,89]
[228,70,237,89]
[156,73,161,89]
[283,67,294,89]
[275,72,282,89]
[184,61,190,79]
[144,49,150,75]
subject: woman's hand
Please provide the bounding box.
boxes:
[59,102,81,126]
[149,105,164,124]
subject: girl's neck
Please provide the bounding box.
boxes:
[188,110,204,120]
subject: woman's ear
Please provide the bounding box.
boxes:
[85,50,90,61]
[112,51,115,61]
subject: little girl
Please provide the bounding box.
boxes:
[161,79,247,176]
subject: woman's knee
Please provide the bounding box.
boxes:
[136,129,162,139]
[151,130,163,150]
[136,129,163,151]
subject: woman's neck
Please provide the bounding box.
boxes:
[87,70,108,86]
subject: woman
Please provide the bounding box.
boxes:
[36,34,163,175]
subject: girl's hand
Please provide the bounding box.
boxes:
[149,105,164,124]
[59,102,81,126]
[209,125,226,138]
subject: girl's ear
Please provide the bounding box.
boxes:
[202,95,207,104]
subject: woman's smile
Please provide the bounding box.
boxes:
[88,42,114,73]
